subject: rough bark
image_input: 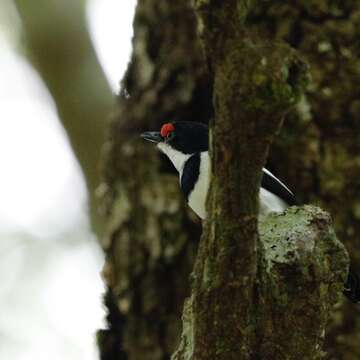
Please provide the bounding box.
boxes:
[171,1,344,359]
[99,0,358,359]
[245,2,360,358]
[173,206,348,360]
[14,0,112,234]
[98,1,209,359]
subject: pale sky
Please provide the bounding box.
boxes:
[0,1,136,359]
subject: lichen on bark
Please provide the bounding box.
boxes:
[255,206,348,359]
[245,3,360,356]
[174,207,348,360]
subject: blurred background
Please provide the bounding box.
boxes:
[0,0,136,358]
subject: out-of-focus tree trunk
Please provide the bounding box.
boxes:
[98,1,209,359]
[99,0,360,359]
[14,0,112,234]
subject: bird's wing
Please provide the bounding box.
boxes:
[180,153,201,201]
[261,168,298,206]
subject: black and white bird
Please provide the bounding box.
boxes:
[142,121,296,218]
[141,120,360,303]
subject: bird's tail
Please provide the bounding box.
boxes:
[343,266,360,303]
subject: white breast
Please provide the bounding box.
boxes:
[157,142,192,174]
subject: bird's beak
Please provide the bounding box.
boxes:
[141,131,163,143]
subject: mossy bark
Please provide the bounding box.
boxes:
[171,1,344,359]
[99,0,358,359]
[246,2,360,358]
[173,206,348,360]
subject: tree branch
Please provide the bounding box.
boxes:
[14,0,113,234]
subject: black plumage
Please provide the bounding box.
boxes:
[181,153,201,201]
[261,170,298,206]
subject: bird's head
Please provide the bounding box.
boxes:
[141,121,209,155]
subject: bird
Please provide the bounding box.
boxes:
[141,120,360,303]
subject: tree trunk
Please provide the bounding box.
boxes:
[172,1,345,359]
[99,0,359,359]
[173,206,348,360]
[98,1,208,359]
[14,0,112,234]
[246,2,360,358]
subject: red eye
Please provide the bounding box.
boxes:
[160,123,175,138]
